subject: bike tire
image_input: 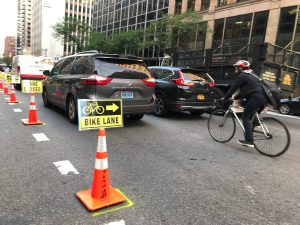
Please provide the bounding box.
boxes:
[82,106,90,115]
[208,109,236,143]
[253,117,290,157]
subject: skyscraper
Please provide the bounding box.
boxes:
[17,0,32,55]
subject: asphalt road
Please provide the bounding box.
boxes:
[1,90,300,225]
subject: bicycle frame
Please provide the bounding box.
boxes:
[226,106,270,138]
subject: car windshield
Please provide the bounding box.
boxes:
[95,58,152,79]
[180,69,212,82]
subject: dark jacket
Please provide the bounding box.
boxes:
[225,70,266,100]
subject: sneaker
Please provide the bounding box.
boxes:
[238,139,255,148]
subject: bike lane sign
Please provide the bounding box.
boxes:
[77,99,123,131]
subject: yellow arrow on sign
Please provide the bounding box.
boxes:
[106,103,119,112]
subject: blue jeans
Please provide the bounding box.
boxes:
[241,97,266,143]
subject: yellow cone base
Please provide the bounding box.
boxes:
[76,187,126,211]
[21,118,44,125]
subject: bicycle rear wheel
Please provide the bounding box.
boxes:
[253,117,290,157]
[208,109,236,143]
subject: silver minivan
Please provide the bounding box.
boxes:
[42,52,156,123]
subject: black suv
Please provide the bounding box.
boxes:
[42,52,156,123]
[149,66,222,116]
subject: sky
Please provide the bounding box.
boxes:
[0,0,18,55]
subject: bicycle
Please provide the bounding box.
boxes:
[207,100,290,157]
[82,102,105,116]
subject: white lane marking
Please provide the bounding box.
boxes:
[245,186,256,195]
[104,220,126,225]
[53,160,79,175]
[5,97,10,100]
[8,103,16,105]
[13,108,22,112]
[267,111,300,120]
[32,133,49,142]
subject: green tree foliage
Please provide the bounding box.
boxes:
[0,56,12,65]
[145,10,207,50]
[85,29,144,54]
[52,16,91,53]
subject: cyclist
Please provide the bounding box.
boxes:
[223,60,267,147]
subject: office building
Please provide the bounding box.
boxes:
[17,0,32,55]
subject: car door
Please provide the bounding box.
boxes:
[292,97,300,113]
[45,60,64,104]
[56,57,75,108]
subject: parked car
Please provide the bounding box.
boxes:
[148,66,223,116]
[277,96,300,115]
[42,52,156,123]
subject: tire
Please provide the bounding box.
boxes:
[253,117,290,157]
[129,113,144,121]
[208,109,236,143]
[190,110,204,116]
[154,94,168,116]
[42,88,51,108]
[279,104,290,115]
[66,96,78,124]
[15,83,21,91]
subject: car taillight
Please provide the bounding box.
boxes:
[174,71,195,87]
[209,82,215,88]
[142,77,156,87]
[80,74,112,85]
[174,78,195,87]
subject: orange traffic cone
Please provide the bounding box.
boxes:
[76,128,126,211]
[7,84,19,103]
[2,81,9,95]
[21,93,44,125]
[0,79,3,90]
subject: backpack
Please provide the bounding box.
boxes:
[245,70,282,108]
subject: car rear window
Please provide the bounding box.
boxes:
[95,58,152,79]
[181,69,213,83]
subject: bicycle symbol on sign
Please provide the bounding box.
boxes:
[82,102,105,116]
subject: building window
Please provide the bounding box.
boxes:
[276,6,297,49]
[212,18,225,48]
[218,0,228,7]
[201,0,210,10]
[175,0,182,14]
[188,0,195,11]
[223,13,252,47]
[251,11,269,45]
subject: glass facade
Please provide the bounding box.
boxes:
[93,0,169,36]
[212,11,269,49]
[276,6,298,50]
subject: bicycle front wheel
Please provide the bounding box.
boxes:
[253,117,290,157]
[208,109,236,143]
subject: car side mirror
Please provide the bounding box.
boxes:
[43,70,51,76]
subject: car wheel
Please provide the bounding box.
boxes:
[279,104,290,115]
[42,89,51,108]
[190,110,204,116]
[154,94,168,116]
[67,96,78,124]
[129,114,144,121]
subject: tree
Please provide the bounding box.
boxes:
[145,10,207,51]
[52,16,91,53]
[0,56,12,66]
[85,29,144,54]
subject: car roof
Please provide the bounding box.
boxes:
[62,52,144,62]
[148,66,206,72]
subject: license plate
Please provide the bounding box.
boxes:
[197,94,205,100]
[121,91,133,99]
